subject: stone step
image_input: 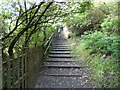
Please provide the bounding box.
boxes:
[49,55,72,58]
[54,43,66,45]
[46,60,75,62]
[45,62,76,66]
[52,47,70,49]
[46,58,73,61]
[44,65,84,68]
[53,44,70,47]
[43,74,82,77]
[46,58,76,62]
[35,76,88,88]
[51,49,71,51]
[40,68,89,76]
[49,51,71,54]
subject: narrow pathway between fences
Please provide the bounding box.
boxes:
[34,31,92,88]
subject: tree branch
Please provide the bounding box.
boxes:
[2,2,41,41]
[24,2,53,47]
[8,2,52,57]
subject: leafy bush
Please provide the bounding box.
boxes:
[101,15,118,33]
[81,31,119,88]
[68,30,120,88]
[66,1,119,88]
[81,31,120,59]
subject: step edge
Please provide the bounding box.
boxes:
[42,74,82,77]
[46,60,75,62]
[44,65,86,68]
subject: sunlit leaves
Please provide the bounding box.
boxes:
[1,0,62,56]
[81,31,120,58]
[68,30,120,88]
[66,1,119,88]
[63,2,93,28]
[101,16,118,33]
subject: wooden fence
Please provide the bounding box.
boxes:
[2,33,55,88]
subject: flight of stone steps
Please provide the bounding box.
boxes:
[34,34,91,88]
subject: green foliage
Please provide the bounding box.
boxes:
[45,24,57,38]
[64,2,119,37]
[67,2,93,13]
[67,1,119,88]
[86,7,105,24]
[1,0,61,56]
[68,31,120,88]
[101,15,118,33]
[30,32,44,47]
[1,0,119,87]
[81,31,120,58]
[89,55,119,88]
[68,13,88,28]
[64,2,93,28]
[28,24,57,47]
[68,32,76,38]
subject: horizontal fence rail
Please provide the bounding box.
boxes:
[2,32,55,88]
[43,33,55,59]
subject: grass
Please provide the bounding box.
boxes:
[67,33,119,88]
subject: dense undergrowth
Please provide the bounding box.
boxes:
[66,1,120,88]
[68,31,120,88]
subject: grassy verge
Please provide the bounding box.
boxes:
[67,31,120,88]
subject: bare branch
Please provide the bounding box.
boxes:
[8,2,48,57]
[24,2,53,47]
[24,0,28,23]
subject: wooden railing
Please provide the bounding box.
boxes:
[43,33,55,59]
[2,32,55,88]
[0,39,2,89]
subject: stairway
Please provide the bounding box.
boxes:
[34,33,91,88]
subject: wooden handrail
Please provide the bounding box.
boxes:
[43,33,55,56]
[44,33,54,47]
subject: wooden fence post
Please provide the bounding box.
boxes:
[6,57,12,88]
[0,39,2,89]
[2,32,56,88]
